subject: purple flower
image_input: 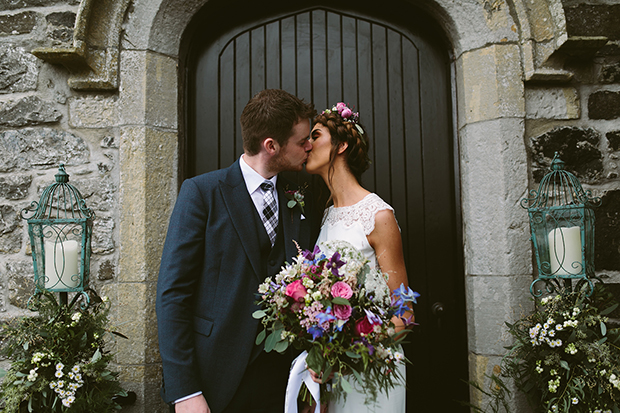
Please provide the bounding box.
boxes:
[326,252,345,277]
[393,284,420,304]
[334,304,352,320]
[364,309,382,325]
[303,245,321,261]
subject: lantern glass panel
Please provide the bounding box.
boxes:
[529,205,595,279]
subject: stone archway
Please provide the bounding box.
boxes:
[33,0,575,410]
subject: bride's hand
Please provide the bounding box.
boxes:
[308,368,334,384]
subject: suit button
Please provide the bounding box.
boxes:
[269,260,276,266]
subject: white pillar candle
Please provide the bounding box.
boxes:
[44,240,80,289]
[548,226,583,276]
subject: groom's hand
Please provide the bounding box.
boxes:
[175,394,210,413]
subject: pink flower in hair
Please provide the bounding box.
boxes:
[336,102,347,112]
[341,108,352,119]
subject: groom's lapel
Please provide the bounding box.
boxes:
[220,161,263,279]
[277,181,301,260]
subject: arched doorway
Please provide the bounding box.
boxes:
[182,0,469,410]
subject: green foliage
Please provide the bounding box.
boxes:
[485,283,620,413]
[0,290,127,412]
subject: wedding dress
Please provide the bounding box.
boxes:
[316,193,407,413]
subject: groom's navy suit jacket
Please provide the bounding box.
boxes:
[156,159,318,412]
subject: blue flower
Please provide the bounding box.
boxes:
[316,307,336,325]
[307,326,324,340]
[393,284,420,304]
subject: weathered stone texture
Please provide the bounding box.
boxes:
[596,190,620,271]
[0,205,20,253]
[530,127,603,183]
[608,131,620,151]
[525,87,580,119]
[588,91,620,120]
[0,11,36,35]
[0,174,31,200]
[97,259,114,281]
[0,128,90,172]
[46,11,75,43]
[0,45,38,93]
[73,176,117,212]
[565,4,620,40]
[0,96,61,127]
[92,216,115,254]
[6,260,33,309]
[600,63,620,84]
[69,96,118,128]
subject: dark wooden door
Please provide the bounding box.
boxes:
[182,1,469,411]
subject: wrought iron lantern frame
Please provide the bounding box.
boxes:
[521,153,600,297]
[20,164,95,306]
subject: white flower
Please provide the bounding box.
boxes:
[56,362,64,371]
[102,296,109,303]
[71,312,81,321]
[27,368,38,381]
[302,277,314,289]
[55,370,64,378]
[57,380,64,388]
[50,381,57,389]
[572,397,578,405]
[555,324,563,331]
[71,365,80,374]
[311,291,322,301]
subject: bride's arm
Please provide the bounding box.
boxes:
[367,209,414,332]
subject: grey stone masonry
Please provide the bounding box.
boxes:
[588,90,620,120]
[0,11,37,35]
[0,95,61,127]
[0,45,38,93]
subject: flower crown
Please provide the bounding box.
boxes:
[322,102,364,135]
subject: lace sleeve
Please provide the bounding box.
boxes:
[322,193,395,235]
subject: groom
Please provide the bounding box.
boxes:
[156,89,319,413]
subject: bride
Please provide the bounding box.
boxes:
[304,102,411,412]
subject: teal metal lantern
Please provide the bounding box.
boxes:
[521,153,600,297]
[20,165,95,303]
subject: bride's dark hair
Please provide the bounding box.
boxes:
[313,108,370,185]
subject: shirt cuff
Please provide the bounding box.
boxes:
[174,392,203,404]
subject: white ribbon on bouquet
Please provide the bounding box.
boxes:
[284,351,321,413]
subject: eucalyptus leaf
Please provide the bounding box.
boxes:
[601,303,619,316]
[255,329,266,345]
[322,364,333,382]
[252,310,266,319]
[92,348,102,363]
[274,339,289,353]
[560,360,570,371]
[345,350,361,359]
[350,367,363,385]
[340,376,353,393]
[601,321,607,336]
[264,330,280,352]
[597,336,608,345]
[288,200,297,208]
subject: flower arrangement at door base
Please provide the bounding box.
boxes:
[475,282,620,413]
[0,290,128,412]
[253,240,419,404]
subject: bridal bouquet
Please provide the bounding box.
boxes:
[253,240,419,403]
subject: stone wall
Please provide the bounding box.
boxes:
[0,0,619,412]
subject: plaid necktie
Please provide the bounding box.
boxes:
[260,181,278,246]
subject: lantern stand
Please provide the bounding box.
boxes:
[520,153,601,297]
[20,164,95,308]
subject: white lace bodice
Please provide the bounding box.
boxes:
[316,193,394,268]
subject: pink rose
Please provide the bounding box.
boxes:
[285,280,307,302]
[331,281,353,300]
[341,108,352,119]
[336,102,347,112]
[355,317,374,336]
[334,304,352,320]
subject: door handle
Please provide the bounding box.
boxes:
[432,302,445,330]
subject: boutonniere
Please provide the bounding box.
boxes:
[284,184,306,214]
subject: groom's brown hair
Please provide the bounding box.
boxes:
[240,89,316,155]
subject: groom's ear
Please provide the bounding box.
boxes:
[262,137,280,155]
[337,142,348,154]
